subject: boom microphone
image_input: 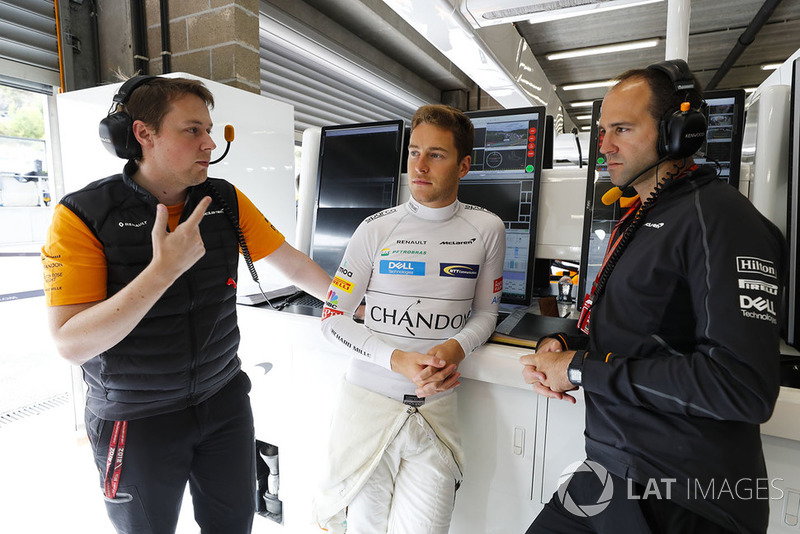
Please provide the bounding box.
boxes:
[210,124,235,164]
[601,155,669,205]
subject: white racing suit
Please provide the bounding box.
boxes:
[315,198,505,533]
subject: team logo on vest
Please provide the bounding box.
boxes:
[736,256,777,279]
[739,295,777,324]
[380,260,425,276]
[337,266,353,278]
[738,279,779,296]
[331,276,354,293]
[118,219,148,228]
[440,263,479,278]
[203,209,224,217]
[396,239,427,245]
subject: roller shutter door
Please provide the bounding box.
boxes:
[0,0,60,89]
[259,3,430,138]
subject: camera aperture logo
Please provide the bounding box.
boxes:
[556,460,614,518]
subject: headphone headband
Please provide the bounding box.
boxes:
[112,75,156,105]
[645,59,707,159]
[646,59,697,95]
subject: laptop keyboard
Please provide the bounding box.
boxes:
[287,293,324,308]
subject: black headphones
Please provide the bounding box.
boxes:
[646,59,707,159]
[98,75,156,159]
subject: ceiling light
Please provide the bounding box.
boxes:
[569,101,595,108]
[562,80,616,91]
[760,63,782,71]
[744,87,758,93]
[460,0,663,28]
[581,126,592,131]
[524,0,663,25]
[576,114,593,121]
[547,39,660,61]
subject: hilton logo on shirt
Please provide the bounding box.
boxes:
[736,257,777,279]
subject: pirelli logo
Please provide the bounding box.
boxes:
[738,279,779,296]
[331,276,354,294]
[736,256,777,279]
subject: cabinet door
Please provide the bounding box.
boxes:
[451,378,541,533]
[533,390,587,505]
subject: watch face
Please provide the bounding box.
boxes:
[568,368,582,385]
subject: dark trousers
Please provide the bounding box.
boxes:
[527,464,737,534]
[85,371,256,534]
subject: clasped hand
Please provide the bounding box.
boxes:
[391,339,465,398]
[520,337,579,404]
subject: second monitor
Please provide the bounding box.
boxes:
[311,120,405,277]
[461,106,546,308]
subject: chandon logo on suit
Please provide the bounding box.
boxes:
[370,301,469,337]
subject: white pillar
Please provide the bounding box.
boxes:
[665,0,690,61]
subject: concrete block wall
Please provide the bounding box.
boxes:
[143,0,261,93]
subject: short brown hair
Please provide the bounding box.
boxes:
[613,67,704,124]
[411,104,474,162]
[123,77,214,134]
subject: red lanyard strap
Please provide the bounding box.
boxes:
[104,420,128,499]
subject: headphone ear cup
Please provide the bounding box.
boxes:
[658,109,707,159]
[99,111,142,160]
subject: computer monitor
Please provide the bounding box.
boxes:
[311,120,404,277]
[577,100,616,306]
[463,106,546,307]
[695,89,746,188]
[787,58,800,350]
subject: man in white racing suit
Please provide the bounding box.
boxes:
[314,104,506,533]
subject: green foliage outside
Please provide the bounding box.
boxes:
[0,86,45,140]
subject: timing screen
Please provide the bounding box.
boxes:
[469,117,540,174]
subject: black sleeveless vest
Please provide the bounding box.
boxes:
[61,165,242,420]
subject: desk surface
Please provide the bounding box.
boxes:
[237,304,800,442]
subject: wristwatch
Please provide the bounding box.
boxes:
[567,350,586,386]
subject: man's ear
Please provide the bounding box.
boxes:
[132,120,152,149]
[458,154,472,178]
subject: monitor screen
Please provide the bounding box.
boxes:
[695,89,746,188]
[311,120,404,277]
[464,106,546,307]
